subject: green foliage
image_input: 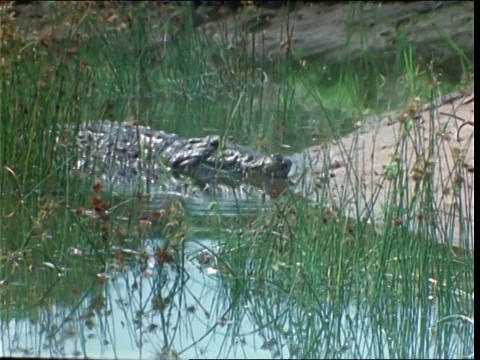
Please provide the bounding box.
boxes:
[0,2,473,359]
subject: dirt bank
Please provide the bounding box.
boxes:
[288,91,474,250]
[196,1,473,67]
[2,2,474,68]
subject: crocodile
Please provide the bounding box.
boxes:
[60,120,292,199]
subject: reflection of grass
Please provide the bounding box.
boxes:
[0,2,474,359]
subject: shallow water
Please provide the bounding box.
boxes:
[0,238,280,359]
[1,230,473,359]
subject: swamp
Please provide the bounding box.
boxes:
[0,1,474,359]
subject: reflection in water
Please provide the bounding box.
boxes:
[148,186,274,217]
[1,234,473,359]
[1,239,279,359]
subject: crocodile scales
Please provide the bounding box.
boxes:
[59,120,292,199]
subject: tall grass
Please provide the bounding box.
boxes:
[0,2,474,359]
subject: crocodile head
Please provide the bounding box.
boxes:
[168,136,292,197]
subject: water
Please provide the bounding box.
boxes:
[0,237,282,359]
[1,232,473,359]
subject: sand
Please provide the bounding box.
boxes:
[288,91,474,250]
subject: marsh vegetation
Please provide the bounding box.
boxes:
[0,2,474,359]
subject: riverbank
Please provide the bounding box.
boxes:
[289,90,474,250]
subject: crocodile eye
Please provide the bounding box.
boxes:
[187,137,200,144]
[208,136,220,148]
